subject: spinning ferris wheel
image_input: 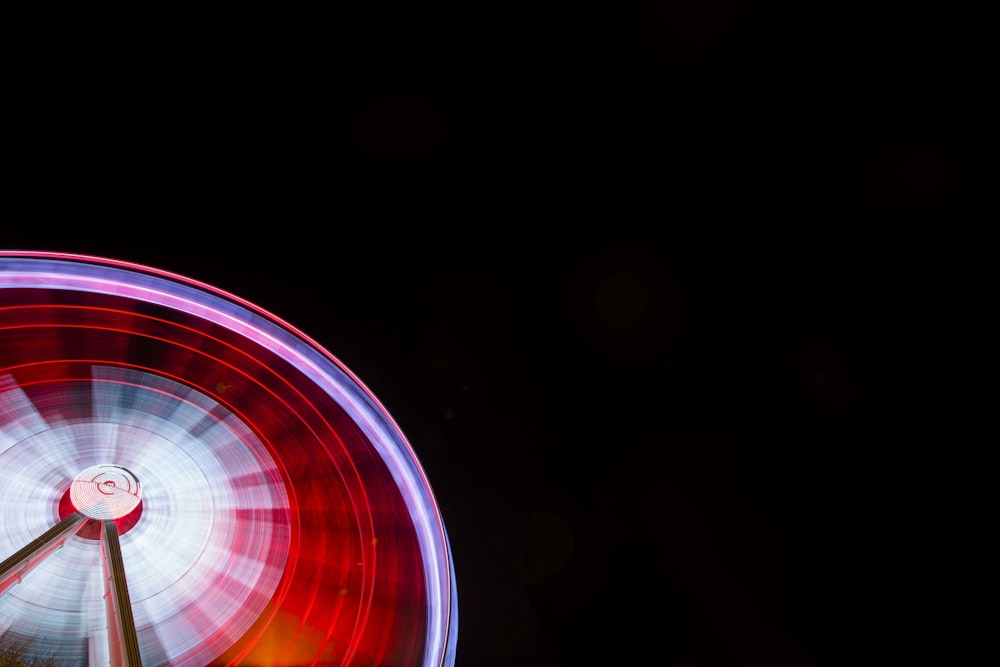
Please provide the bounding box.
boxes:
[0,251,458,667]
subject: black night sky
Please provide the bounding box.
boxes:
[3,3,979,666]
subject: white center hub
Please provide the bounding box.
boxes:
[70,464,142,520]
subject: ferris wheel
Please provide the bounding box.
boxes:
[0,251,458,667]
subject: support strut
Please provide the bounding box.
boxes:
[101,520,143,667]
[0,512,86,596]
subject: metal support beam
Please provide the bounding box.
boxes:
[101,520,143,667]
[0,512,86,596]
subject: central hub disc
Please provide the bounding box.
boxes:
[70,464,142,520]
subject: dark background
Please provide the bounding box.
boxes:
[3,3,980,665]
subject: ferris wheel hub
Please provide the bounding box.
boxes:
[70,464,143,520]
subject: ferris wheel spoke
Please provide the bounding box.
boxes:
[0,511,86,597]
[101,520,143,667]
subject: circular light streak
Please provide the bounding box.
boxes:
[0,251,458,667]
